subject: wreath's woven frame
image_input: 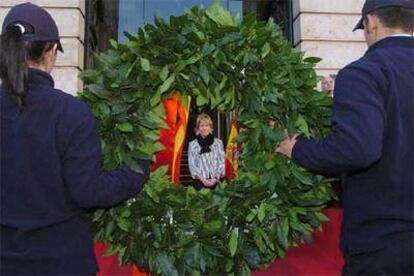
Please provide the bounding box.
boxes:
[80,3,334,275]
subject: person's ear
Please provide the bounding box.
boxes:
[45,43,58,59]
[365,14,378,34]
[52,43,58,56]
[44,43,59,72]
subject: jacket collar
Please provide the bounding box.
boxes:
[28,67,55,88]
[366,36,414,55]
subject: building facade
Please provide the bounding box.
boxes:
[0,0,366,95]
[1,0,85,95]
[292,0,365,77]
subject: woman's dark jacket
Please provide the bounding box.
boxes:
[0,68,148,274]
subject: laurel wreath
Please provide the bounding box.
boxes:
[79,2,334,275]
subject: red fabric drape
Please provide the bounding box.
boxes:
[96,208,343,275]
[253,208,344,276]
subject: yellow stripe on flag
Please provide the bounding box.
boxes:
[171,95,191,183]
[225,117,238,180]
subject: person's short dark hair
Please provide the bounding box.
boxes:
[329,74,337,80]
[372,6,414,33]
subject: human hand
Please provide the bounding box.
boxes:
[197,176,212,186]
[275,133,299,159]
[203,178,217,187]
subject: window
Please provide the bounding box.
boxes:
[117,0,243,43]
[243,0,293,43]
[85,0,293,67]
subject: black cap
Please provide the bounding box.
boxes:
[1,2,63,52]
[353,0,414,31]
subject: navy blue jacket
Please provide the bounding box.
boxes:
[0,69,149,274]
[293,36,413,256]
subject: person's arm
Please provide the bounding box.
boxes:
[215,139,225,178]
[61,101,150,209]
[188,141,203,180]
[290,63,386,174]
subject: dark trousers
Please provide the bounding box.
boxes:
[342,237,414,276]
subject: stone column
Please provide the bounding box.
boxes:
[0,0,85,96]
[292,0,366,76]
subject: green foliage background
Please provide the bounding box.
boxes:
[79,2,334,275]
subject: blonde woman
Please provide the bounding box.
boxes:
[188,113,225,189]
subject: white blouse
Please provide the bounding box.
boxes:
[188,138,225,180]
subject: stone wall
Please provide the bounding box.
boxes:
[0,0,85,95]
[292,0,366,77]
[1,0,369,93]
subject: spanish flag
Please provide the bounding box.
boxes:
[152,93,190,184]
[225,117,238,181]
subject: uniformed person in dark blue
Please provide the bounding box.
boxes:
[0,3,150,275]
[277,0,413,275]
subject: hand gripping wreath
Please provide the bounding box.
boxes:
[80,2,334,275]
